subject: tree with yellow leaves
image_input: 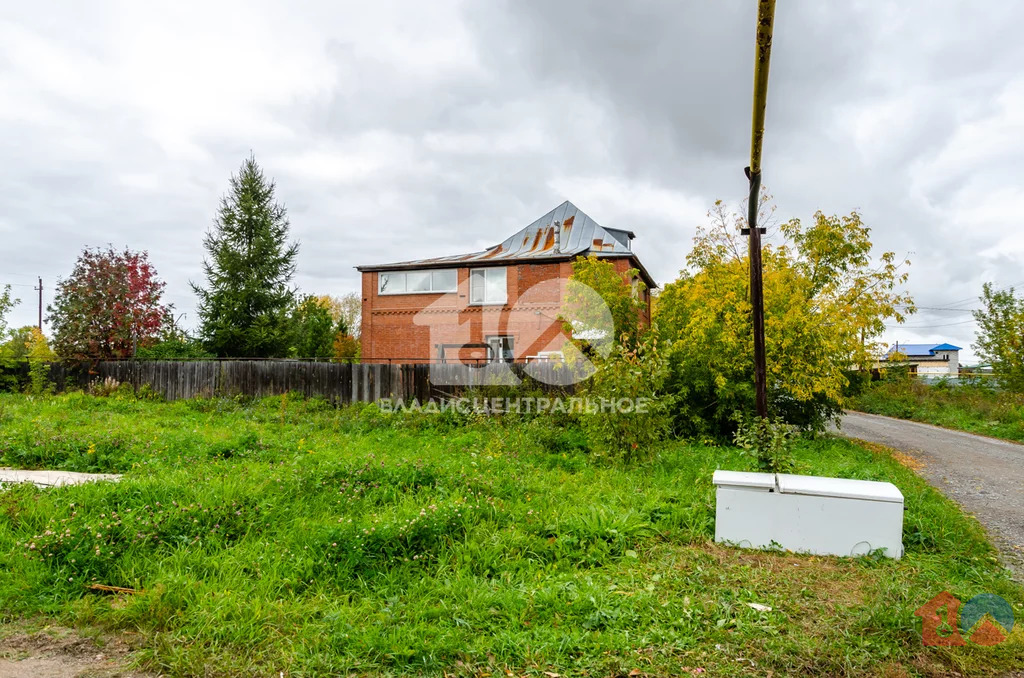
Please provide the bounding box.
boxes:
[315,293,361,338]
[656,198,914,437]
[314,293,361,361]
[25,327,56,395]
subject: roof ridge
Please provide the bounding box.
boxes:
[356,200,654,286]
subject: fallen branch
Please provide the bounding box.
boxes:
[88,583,141,595]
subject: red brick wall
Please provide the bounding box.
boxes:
[360,256,652,363]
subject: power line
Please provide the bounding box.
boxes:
[886,319,977,329]
[898,305,978,313]
[937,279,1024,309]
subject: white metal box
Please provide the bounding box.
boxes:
[713,470,904,559]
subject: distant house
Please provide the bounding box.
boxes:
[880,342,962,377]
[356,201,655,364]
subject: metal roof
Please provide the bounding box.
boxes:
[357,200,655,286]
[886,343,962,357]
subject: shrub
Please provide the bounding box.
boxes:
[90,377,124,397]
[733,417,796,473]
[25,328,56,396]
[135,336,212,360]
[580,337,673,462]
[655,203,912,441]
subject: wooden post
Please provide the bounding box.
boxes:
[35,277,43,330]
[746,0,776,419]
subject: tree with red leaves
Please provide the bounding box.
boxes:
[48,247,169,361]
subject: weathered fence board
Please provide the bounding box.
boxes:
[33,361,580,403]
[3,360,585,403]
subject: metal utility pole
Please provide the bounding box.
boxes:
[34,277,43,330]
[745,0,776,419]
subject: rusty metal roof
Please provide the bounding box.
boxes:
[357,200,654,285]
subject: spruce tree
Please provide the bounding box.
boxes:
[192,156,299,357]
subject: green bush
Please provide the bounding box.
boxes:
[580,338,674,462]
[135,337,212,360]
[663,349,843,441]
[733,417,796,473]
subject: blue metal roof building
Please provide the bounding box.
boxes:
[882,342,962,377]
[886,343,963,357]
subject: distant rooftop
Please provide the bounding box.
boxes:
[357,200,655,286]
[886,342,963,357]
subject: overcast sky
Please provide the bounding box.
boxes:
[2,1,1022,362]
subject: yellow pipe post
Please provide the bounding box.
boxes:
[750,0,776,175]
[747,0,776,419]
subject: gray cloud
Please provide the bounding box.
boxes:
[1,1,1021,362]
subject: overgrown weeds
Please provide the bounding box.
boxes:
[0,393,1021,676]
[850,378,1024,442]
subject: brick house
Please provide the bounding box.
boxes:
[356,201,656,363]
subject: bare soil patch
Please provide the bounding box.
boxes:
[0,626,151,678]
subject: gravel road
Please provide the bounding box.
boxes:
[835,411,1024,580]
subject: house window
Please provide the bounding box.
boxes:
[378,269,458,295]
[431,269,456,291]
[486,335,514,363]
[470,267,507,305]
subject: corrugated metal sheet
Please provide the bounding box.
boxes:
[887,343,962,357]
[357,200,637,270]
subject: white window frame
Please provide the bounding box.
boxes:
[469,267,507,305]
[378,268,458,295]
[486,335,515,363]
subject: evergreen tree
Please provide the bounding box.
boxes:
[192,156,299,357]
[290,295,336,359]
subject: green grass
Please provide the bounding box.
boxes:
[0,392,1022,676]
[850,378,1024,442]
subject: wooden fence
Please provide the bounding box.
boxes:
[10,360,583,403]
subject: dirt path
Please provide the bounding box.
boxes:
[0,626,150,678]
[835,411,1024,579]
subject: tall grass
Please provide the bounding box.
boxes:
[850,378,1024,442]
[0,392,1021,676]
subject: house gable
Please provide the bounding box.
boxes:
[357,201,654,363]
[356,200,655,289]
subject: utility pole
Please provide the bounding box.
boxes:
[745,0,777,419]
[34,277,43,330]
